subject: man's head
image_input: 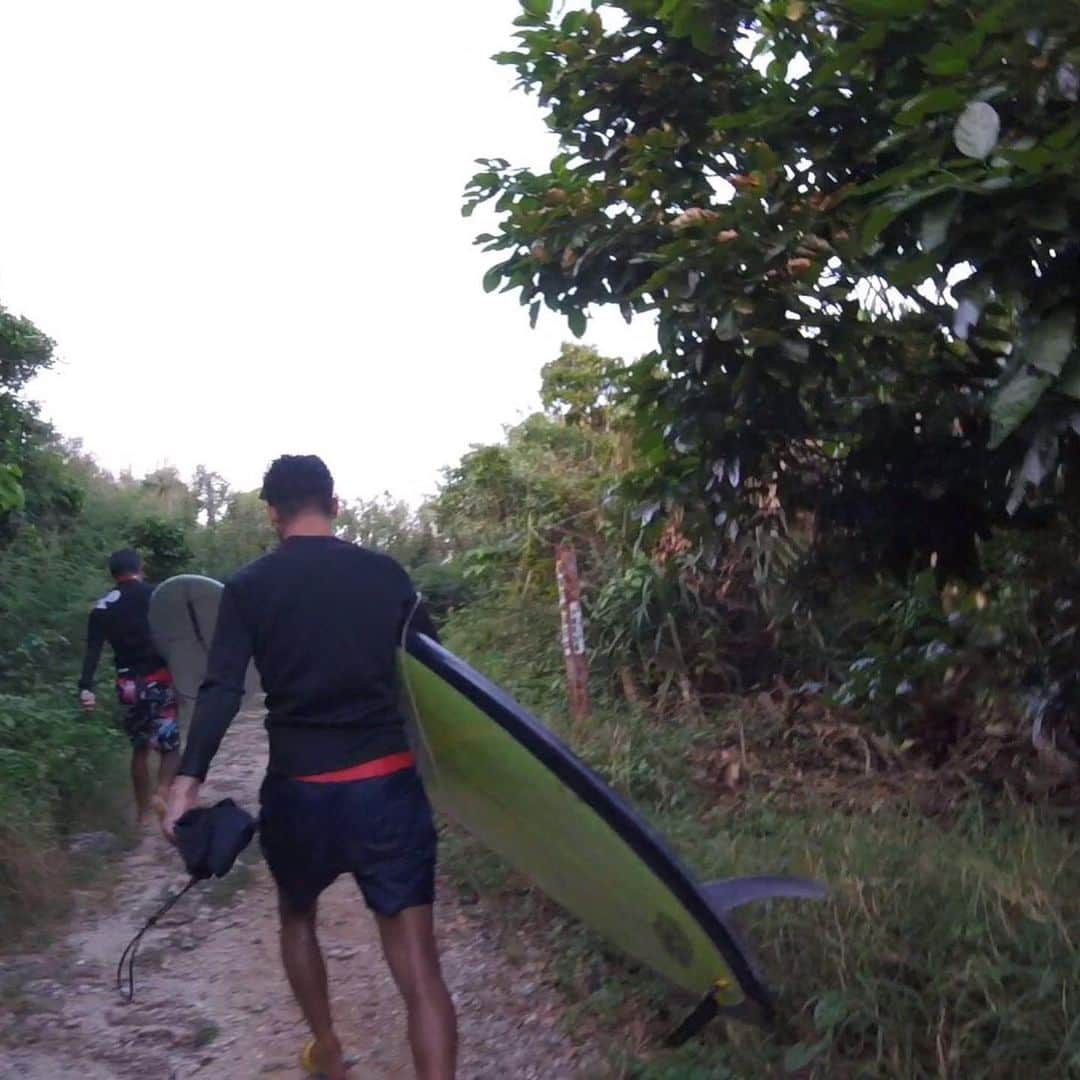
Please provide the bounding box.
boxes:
[108,548,142,580]
[260,454,338,537]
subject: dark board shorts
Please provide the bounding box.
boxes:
[258,766,437,916]
[115,667,180,753]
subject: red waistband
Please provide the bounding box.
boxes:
[295,750,415,784]
[117,667,171,685]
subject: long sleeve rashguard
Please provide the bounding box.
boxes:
[78,580,166,690]
[178,536,439,781]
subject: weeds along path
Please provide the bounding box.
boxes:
[0,710,590,1078]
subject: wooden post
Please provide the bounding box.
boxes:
[555,540,590,726]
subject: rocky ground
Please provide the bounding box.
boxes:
[0,711,595,1078]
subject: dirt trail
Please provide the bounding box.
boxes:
[0,711,591,1078]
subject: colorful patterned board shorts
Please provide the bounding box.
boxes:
[115,667,180,753]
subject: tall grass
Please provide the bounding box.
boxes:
[440,616,1080,1078]
[0,687,131,932]
[0,486,144,934]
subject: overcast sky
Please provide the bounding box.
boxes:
[0,1,656,504]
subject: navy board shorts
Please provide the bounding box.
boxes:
[115,667,180,753]
[258,762,437,916]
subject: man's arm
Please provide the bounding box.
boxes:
[164,583,253,838]
[78,608,106,708]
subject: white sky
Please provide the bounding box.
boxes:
[0,1,657,504]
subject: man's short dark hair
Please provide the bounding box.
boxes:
[260,455,335,520]
[108,548,142,577]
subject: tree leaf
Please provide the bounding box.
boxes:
[844,0,926,14]
[954,102,1001,160]
[784,1037,830,1073]
[568,308,587,338]
[861,205,896,248]
[989,368,1052,448]
[561,10,588,34]
[898,87,965,125]
[1007,425,1060,515]
[813,990,850,1032]
[920,194,960,252]
[482,266,503,293]
[922,33,983,77]
[1028,307,1077,377]
[0,463,25,514]
[1056,352,1080,401]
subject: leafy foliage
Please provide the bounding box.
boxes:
[128,516,194,581]
[0,304,56,516]
[468,0,1080,580]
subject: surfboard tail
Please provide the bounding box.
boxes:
[666,875,828,1046]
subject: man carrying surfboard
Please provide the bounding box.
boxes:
[78,548,180,828]
[162,454,457,1080]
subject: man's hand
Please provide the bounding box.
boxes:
[79,690,96,713]
[162,775,201,845]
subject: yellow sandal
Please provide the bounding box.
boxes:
[300,1040,324,1077]
[301,1039,356,1077]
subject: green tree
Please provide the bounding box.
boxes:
[194,489,276,579]
[140,466,197,522]
[0,305,56,516]
[192,465,230,528]
[540,342,623,428]
[468,0,1080,580]
[337,493,438,566]
[128,517,193,581]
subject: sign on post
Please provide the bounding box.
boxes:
[555,540,590,726]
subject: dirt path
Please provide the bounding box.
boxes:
[0,712,592,1078]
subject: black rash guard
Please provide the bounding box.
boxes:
[79,579,166,691]
[178,536,439,782]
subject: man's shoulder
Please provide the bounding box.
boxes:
[226,550,277,590]
[346,543,411,581]
[225,540,411,589]
[92,587,123,612]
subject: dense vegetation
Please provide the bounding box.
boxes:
[3,0,1079,1073]
[460,0,1080,790]
[0,312,462,924]
[446,1,1080,1074]
[422,341,1078,1076]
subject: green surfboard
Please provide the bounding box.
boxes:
[150,573,824,1039]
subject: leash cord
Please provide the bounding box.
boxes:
[115,877,198,1002]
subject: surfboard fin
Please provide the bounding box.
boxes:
[702,874,828,914]
[665,876,827,1046]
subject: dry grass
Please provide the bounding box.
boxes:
[439,695,1080,1078]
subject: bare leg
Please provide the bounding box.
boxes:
[375,905,457,1080]
[131,746,151,824]
[155,749,180,804]
[277,891,347,1080]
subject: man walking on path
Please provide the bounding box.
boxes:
[79,548,180,827]
[163,454,457,1080]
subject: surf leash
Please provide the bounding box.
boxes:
[665,976,774,1046]
[116,877,198,1002]
[116,799,256,1002]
